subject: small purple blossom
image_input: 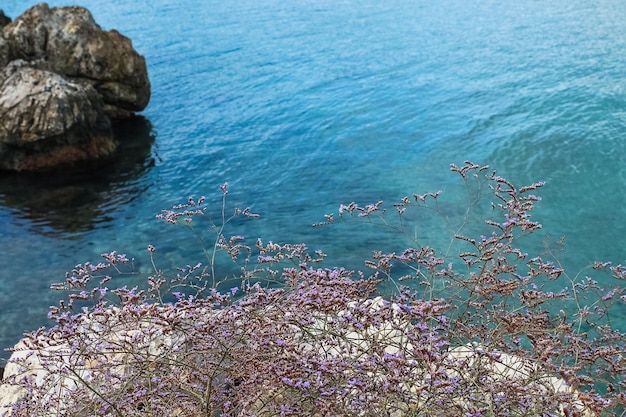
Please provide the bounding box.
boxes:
[7,164,623,417]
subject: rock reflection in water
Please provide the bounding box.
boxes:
[0,116,156,237]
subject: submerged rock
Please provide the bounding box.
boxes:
[0,3,150,171]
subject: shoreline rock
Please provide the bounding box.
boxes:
[0,298,596,417]
[0,3,150,171]
[0,60,116,170]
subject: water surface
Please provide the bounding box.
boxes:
[1,0,626,360]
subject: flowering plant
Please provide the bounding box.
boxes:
[0,162,624,416]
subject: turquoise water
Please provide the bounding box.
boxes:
[1,0,626,360]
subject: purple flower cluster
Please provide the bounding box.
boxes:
[1,161,624,416]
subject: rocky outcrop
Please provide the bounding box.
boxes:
[0,298,595,417]
[0,3,150,171]
[0,306,189,417]
[3,3,150,116]
[0,11,10,29]
[0,60,115,170]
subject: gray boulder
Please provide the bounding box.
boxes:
[0,61,116,171]
[3,3,150,118]
[0,3,150,171]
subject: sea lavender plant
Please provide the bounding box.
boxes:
[1,162,624,416]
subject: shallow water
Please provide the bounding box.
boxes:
[1,0,626,360]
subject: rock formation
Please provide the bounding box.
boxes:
[0,60,115,171]
[0,11,10,29]
[0,297,595,417]
[0,3,150,171]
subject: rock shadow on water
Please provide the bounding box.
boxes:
[0,116,157,237]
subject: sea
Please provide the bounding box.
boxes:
[1,0,626,361]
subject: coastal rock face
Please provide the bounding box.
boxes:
[0,3,150,171]
[0,307,188,417]
[0,298,595,417]
[0,61,115,171]
[4,3,150,116]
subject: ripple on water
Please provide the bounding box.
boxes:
[2,0,626,360]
